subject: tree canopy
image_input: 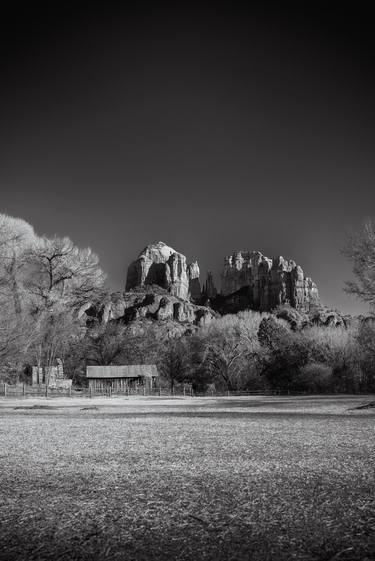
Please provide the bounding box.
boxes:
[0,213,107,379]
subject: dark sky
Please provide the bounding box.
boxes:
[1,4,374,314]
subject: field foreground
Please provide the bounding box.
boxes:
[0,395,374,561]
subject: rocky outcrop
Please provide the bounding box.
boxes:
[274,306,310,330]
[274,305,349,329]
[220,250,319,312]
[309,308,348,328]
[126,242,200,301]
[91,289,215,327]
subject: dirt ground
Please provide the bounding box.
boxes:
[1,395,374,560]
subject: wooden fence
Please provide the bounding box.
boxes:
[0,383,305,398]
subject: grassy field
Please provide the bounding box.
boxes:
[0,395,374,561]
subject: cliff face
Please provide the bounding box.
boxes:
[220,250,319,312]
[126,242,199,301]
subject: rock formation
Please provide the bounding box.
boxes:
[91,289,215,327]
[86,243,321,328]
[187,261,201,301]
[126,242,200,301]
[83,242,215,328]
[274,304,350,329]
[220,250,319,312]
[202,271,217,299]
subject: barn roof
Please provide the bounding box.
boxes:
[86,365,158,379]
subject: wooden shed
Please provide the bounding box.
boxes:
[86,365,158,391]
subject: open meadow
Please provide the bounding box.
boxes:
[0,395,375,561]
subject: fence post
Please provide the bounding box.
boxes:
[159,387,161,397]
[69,385,72,397]
[45,385,48,398]
[109,387,112,398]
[22,383,25,396]
[143,384,146,396]
[89,386,92,398]
[4,383,6,397]
[183,385,186,397]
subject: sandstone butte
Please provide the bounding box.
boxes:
[96,242,213,327]
[125,242,320,313]
[83,242,344,328]
[125,241,204,301]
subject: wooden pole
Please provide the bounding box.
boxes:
[22,383,25,396]
[4,383,6,397]
[89,386,92,398]
[45,384,48,398]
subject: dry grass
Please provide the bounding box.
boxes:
[0,395,374,560]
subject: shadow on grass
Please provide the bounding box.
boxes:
[3,410,375,420]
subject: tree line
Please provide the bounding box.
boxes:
[1,212,375,393]
[62,308,375,393]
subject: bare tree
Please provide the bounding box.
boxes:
[0,214,107,380]
[0,306,37,382]
[158,338,188,391]
[0,214,38,379]
[0,213,36,316]
[201,313,264,391]
[23,236,107,372]
[343,220,375,310]
[26,236,106,312]
[85,323,130,366]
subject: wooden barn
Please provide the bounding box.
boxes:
[86,365,158,391]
